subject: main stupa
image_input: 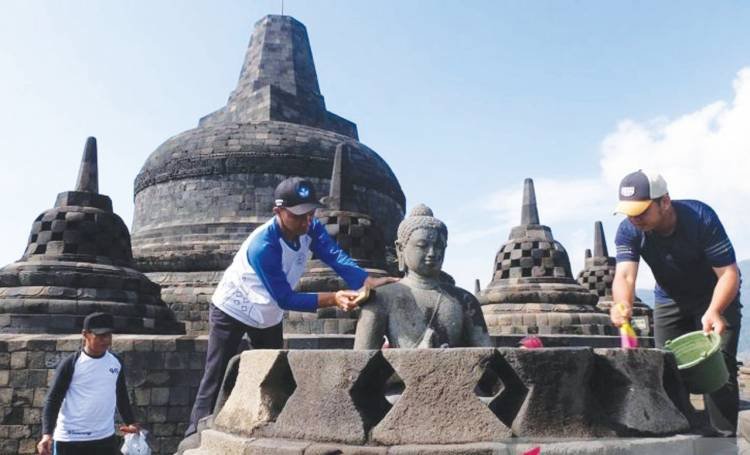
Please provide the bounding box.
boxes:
[130,15,405,333]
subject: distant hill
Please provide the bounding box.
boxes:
[636,260,748,363]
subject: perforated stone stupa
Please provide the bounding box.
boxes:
[478,179,613,335]
[577,221,653,335]
[130,15,405,334]
[0,138,182,334]
[286,143,390,335]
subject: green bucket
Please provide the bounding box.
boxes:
[664,330,728,394]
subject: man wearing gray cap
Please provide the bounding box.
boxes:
[185,177,395,437]
[610,169,742,436]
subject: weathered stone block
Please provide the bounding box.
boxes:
[214,350,295,436]
[498,347,611,438]
[305,443,389,454]
[372,349,513,445]
[591,348,689,435]
[151,387,170,406]
[10,352,27,369]
[387,443,509,454]
[272,350,390,444]
[738,410,749,442]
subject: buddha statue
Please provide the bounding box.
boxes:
[354,205,492,349]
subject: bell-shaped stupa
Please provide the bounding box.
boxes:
[130,15,405,334]
[0,138,183,334]
[576,221,653,335]
[478,179,613,335]
[286,142,391,334]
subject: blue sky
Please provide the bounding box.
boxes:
[2,1,750,299]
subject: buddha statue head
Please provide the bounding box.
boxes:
[395,204,448,279]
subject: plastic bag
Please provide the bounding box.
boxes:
[121,429,151,455]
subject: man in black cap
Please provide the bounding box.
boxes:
[185,177,396,437]
[610,169,742,436]
[37,312,140,455]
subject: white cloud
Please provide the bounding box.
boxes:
[447,67,750,293]
[600,68,750,259]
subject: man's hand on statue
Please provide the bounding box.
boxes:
[701,310,727,335]
[334,290,360,312]
[609,302,631,328]
[37,434,52,455]
[364,276,399,289]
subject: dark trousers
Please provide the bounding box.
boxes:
[186,304,283,435]
[54,434,118,455]
[654,296,742,436]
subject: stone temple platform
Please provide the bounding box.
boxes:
[182,347,730,454]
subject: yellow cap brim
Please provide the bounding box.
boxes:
[614,200,652,216]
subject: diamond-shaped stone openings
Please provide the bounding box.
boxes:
[214,350,297,435]
[22,137,133,266]
[272,350,391,444]
[473,350,528,428]
[212,348,692,446]
[591,349,690,436]
[372,349,515,445]
[491,179,574,282]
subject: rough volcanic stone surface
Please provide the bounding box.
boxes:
[479,180,611,337]
[498,347,611,438]
[214,350,295,435]
[372,349,513,445]
[272,350,391,444]
[0,138,182,334]
[130,15,404,336]
[592,348,690,435]
[739,410,750,442]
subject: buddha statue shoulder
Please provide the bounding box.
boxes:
[354,204,492,349]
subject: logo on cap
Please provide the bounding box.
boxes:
[620,186,635,197]
[297,186,310,198]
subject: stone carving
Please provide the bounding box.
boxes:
[271,350,391,444]
[577,221,653,335]
[478,179,613,336]
[0,137,182,334]
[354,205,492,349]
[213,350,295,436]
[130,15,405,334]
[591,348,690,435]
[186,348,695,452]
[371,349,515,444]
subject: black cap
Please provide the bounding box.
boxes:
[273,177,323,215]
[83,312,114,335]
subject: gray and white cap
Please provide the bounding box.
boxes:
[614,170,668,216]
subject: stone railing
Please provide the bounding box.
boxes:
[190,347,696,453]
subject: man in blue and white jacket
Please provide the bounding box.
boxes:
[186,177,396,436]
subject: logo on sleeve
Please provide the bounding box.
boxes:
[109,367,119,374]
